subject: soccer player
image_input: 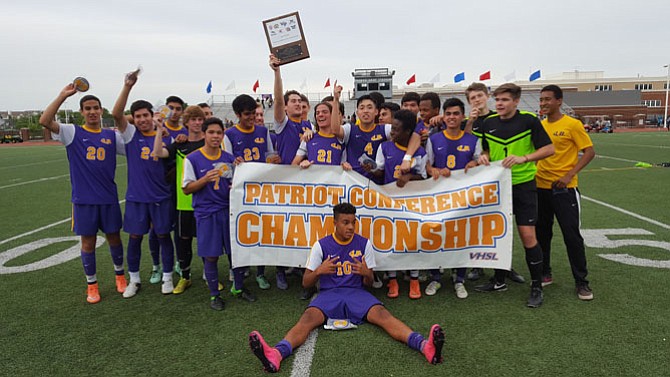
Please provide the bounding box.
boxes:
[111,72,175,297]
[379,102,400,125]
[424,98,480,299]
[270,53,313,289]
[164,96,188,142]
[224,94,281,293]
[300,93,311,124]
[292,102,344,168]
[475,83,555,308]
[416,92,442,139]
[401,91,421,115]
[182,117,239,310]
[255,102,265,127]
[364,109,427,299]
[248,203,444,373]
[39,84,126,304]
[536,84,595,300]
[198,103,214,119]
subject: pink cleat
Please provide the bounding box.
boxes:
[423,324,445,365]
[249,331,282,373]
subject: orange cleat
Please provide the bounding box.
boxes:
[115,275,127,294]
[87,283,100,304]
[387,279,399,298]
[409,279,422,299]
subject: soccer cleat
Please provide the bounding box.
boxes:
[300,287,316,301]
[249,331,282,373]
[467,268,484,281]
[475,281,508,292]
[425,281,442,296]
[123,282,141,298]
[372,273,384,289]
[149,269,161,284]
[276,271,288,290]
[387,279,399,298]
[527,287,544,308]
[115,275,127,294]
[454,282,468,299]
[256,275,271,290]
[541,275,553,287]
[231,287,257,302]
[507,269,526,284]
[210,295,225,311]
[409,279,421,299]
[576,285,594,301]
[172,278,192,294]
[422,324,445,365]
[218,282,224,291]
[161,280,174,295]
[86,283,100,304]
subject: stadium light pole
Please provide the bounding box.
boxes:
[664,64,669,130]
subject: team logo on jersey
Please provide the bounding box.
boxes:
[100,138,112,145]
[254,137,265,144]
[457,145,471,152]
[330,143,342,150]
[371,134,383,141]
[349,249,362,259]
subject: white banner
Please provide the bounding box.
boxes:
[230,162,513,271]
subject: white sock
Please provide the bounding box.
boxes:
[129,271,141,283]
[86,274,97,284]
[163,272,172,282]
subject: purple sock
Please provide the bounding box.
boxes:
[233,267,246,291]
[275,339,292,359]
[257,265,266,276]
[81,251,96,277]
[407,332,425,352]
[127,236,142,273]
[204,259,220,296]
[148,230,160,266]
[109,243,124,274]
[158,235,174,273]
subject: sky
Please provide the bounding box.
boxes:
[2,0,669,111]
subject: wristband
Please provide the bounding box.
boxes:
[403,154,412,162]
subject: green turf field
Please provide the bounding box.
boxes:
[1,132,669,376]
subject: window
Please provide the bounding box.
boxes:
[642,100,662,107]
[595,84,612,91]
[635,83,653,90]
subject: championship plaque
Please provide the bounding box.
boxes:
[263,12,310,65]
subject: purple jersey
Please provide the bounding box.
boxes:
[376,141,427,184]
[344,123,389,178]
[223,125,274,162]
[61,124,121,205]
[427,130,479,170]
[306,234,375,291]
[164,121,189,140]
[122,126,172,203]
[414,119,430,135]
[275,116,312,164]
[182,148,235,219]
[298,132,343,166]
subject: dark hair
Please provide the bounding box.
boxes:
[380,102,400,114]
[202,117,224,132]
[493,83,522,100]
[401,91,420,105]
[333,202,356,219]
[321,96,345,116]
[197,102,210,109]
[356,94,378,109]
[393,109,417,133]
[541,84,563,100]
[79,95,101,110]
[130,100,153,116]
[442,97,465,114]
[232,94,258,114]
[299,93,309,106]
[465,82,489,98]
[420,92,441,110]
[369,92,385,109]
[284,90,302,105]
[165,96,184,106]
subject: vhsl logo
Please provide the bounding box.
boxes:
[470,252,498,260]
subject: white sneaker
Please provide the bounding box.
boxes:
[161,280,174,295]
[454,282,468,299]
[123,282,141,298]
[425,281,442,296]
[372,273,383,289]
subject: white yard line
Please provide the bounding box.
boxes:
[595,155,639,164]
[582,195,670,230]
[290,329,318,377]
[0,159,63,170]
[0,174,70,189]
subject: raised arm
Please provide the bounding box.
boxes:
[39,84,78,134]
[270,54,285,124]
[111,71,139,134]
[330,83,346,139]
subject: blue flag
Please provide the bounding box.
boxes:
[529,70,541,82]
[454,72,465,83]
[206,80,213,94]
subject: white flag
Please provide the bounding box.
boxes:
[504,71,516,82]
[225,80,236,90]
[429,73,441,83]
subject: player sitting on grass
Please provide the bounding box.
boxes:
[249,203,444,373]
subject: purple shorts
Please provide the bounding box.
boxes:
[123,199,173,235]
[308,287,382,325]
[196,209,231,258]
[72,203,122,236]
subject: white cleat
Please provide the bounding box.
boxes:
[123,282,141,298]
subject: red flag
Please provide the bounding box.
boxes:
[406,74,416,85]
[479,71,491,81]
[252,80,260,93]
[324,78,331,88]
